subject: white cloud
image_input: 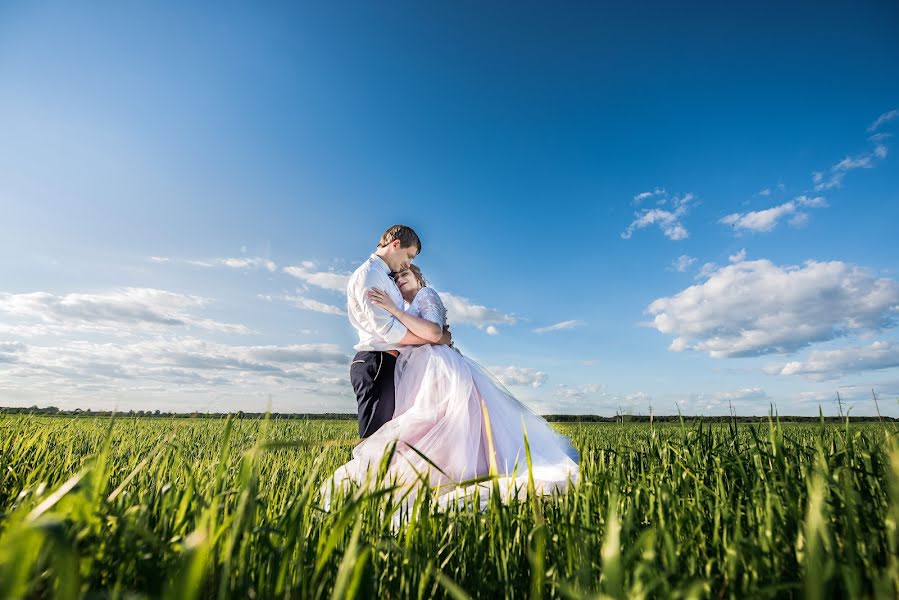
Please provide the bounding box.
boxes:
[728,249,746,263]
[0,341,25,364]
[274,293,345,316]
[812,170,843,191]
[868,108,899,133]
[622,192,697,241]
[671,255,697,272]
[632,187,666,204]
[675,388,770,412]
[439,292,517,330]
[812,128,890,191]
[234,343,348,365]
[809,111,895,191]
[509,386,651,416]
[758,188,771,197]
[623,391,652,406]
[720,203,795,232]
[696,262,719,279]
[485,325,499,336]
[183,257,277,271]
[220,257,277,272]
[719,196,826,233]
[788,212,809,227]
[797,390,834,403]
[533,320,584,334]
[0,337,351,402]
[833,154,874,171]
[645,257,899,358]
[0,288,250,335]
[765,341,899,381]
[553,383,605,400]
[488,366,547,388]
[713,387,768,402]
[283,264,351,293]
[794,195,828,208]
[151,256,276,271]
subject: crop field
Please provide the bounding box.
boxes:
[0,414,897,599]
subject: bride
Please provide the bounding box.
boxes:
[321,264,580,513]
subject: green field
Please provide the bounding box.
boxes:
[0,415,897,599]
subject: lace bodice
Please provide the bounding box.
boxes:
[407,287,447,328]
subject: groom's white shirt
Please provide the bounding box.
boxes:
[347,254,408,352]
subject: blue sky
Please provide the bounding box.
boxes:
[1,1,898,416]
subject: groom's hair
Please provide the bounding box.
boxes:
[377,225,421,254]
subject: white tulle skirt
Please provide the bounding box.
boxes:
[321,344,580,515]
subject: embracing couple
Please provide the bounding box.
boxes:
[321,225,579,511]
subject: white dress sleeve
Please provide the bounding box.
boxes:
[415,287,447,328]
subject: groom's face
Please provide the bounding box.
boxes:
[386,241,418,272]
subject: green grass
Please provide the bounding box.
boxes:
[0,414,897,598]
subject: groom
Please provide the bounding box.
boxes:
[346,224,452,438]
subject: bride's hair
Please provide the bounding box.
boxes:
[393,264,427,288]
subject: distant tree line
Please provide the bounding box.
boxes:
[1,406,895,422]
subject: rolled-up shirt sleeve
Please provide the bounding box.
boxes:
[354,271,408,344]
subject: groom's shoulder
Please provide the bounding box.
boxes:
[348,256,378,287]
[352,256,377,276]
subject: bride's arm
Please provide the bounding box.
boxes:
[399,329,448,346]
[368,288,445,344]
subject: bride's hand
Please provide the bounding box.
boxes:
[439,325,453,347]
[367,287,399,315]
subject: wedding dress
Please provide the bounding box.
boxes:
[321,286,580,515]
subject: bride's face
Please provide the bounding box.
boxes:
[393,269,420,300]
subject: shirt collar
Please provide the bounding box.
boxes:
[370,253,392,275]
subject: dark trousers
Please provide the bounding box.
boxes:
[350,351,397,438]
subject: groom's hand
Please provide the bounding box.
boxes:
[438,325,452,346]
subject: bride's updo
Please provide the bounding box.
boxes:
[393,264,427,288]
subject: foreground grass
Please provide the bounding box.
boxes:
[0,414,897,599]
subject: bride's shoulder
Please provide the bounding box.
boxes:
[416,287,443,304]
